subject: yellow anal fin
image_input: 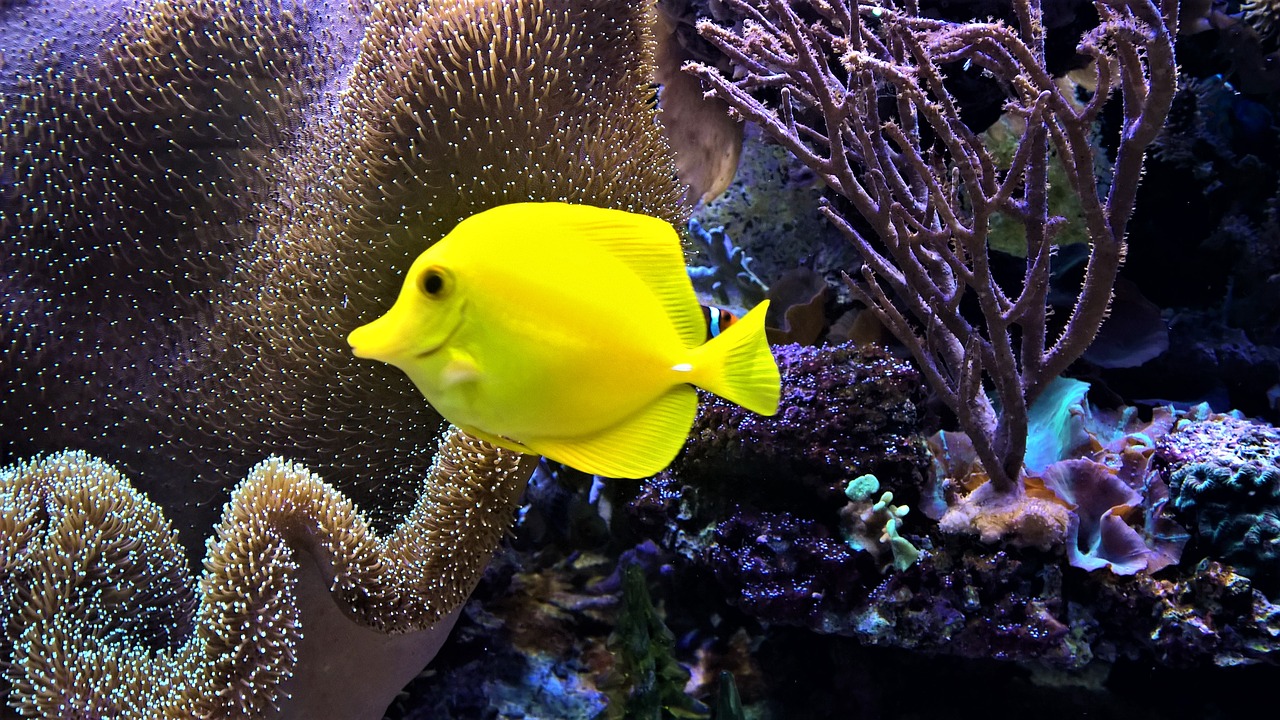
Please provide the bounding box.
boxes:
[524,385,699,478]
[536,203,706,349]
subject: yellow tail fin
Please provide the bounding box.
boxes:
[689,301,780,415]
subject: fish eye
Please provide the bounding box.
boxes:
[421,267,449,298]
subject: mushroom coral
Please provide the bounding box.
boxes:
[1,428,536,719]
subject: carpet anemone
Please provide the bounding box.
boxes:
[2,0,681,532]
[2,0,683,715]
[1,429,536,719]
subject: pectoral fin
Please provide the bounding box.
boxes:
[441,354,481,388]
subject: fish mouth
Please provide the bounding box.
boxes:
[348,302,465,362]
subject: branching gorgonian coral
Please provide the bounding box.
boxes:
[689,0,1178,492]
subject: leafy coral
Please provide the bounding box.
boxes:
[929,378,1189,573]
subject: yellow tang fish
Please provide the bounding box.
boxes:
[348,202,780,478]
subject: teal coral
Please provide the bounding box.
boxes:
[1,428,536,719]
[839,474,921,572]
[1161,413,1280,595]
[686,218,767,314]
[1023,376,1093,475]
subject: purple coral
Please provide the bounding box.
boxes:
[706,509,871,628]
[675,342,929,506]
[633,343,929,630]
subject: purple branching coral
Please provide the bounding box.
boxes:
[688,0,1179,492]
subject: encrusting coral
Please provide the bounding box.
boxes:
[1160,412,1280,596]
[1,428,537,720]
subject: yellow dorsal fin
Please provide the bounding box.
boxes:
[522,202,705,349]
[522,384,699,478]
